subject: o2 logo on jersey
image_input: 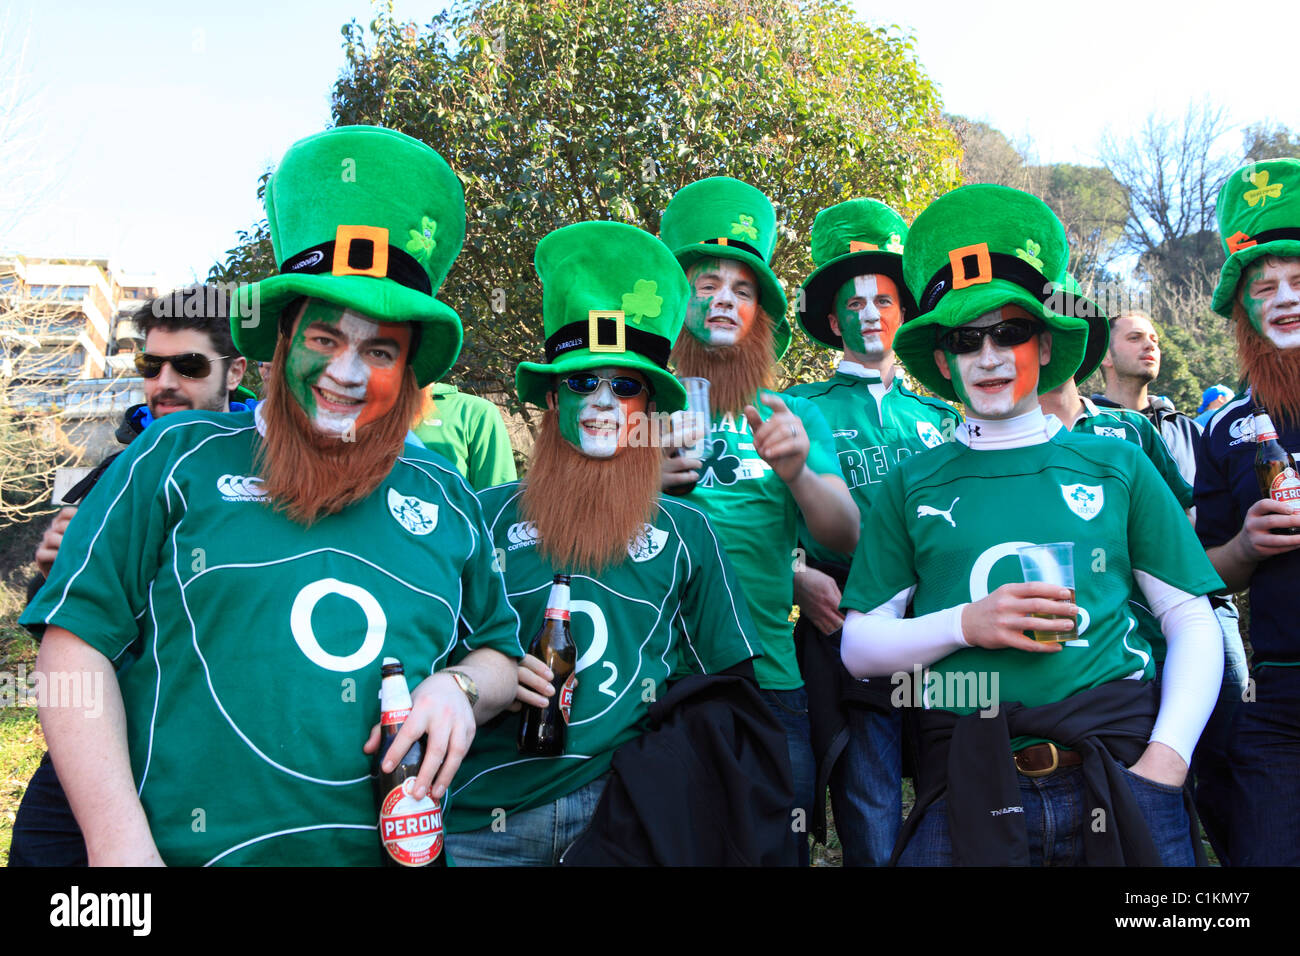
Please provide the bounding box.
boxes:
[290,578,387,671]
[916,421,944,449]
[970,542,1090,645]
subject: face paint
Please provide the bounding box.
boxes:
[944,307,1044,420]
[555,367,649,459]
[832,274,902,359]
[1240,256,1300,350]
[286,299,411,437]
[684,257,759,347]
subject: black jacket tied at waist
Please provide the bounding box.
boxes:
[898,678,1200,866]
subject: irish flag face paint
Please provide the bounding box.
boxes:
[943,306,1045,420]
[555,367,649,459]
[1241,256,1300,350]
[832,273,902,359]
[286,299,412,437]
[684,257,759,347]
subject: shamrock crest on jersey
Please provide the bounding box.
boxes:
[1092,425,1126,439]
[916,421,945,449]
[627,524,670,563]
[387,489,439,536]
[1061,483,1104,521]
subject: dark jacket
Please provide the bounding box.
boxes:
[1092,394,1202,488]
[897,679,1203,866]
[561,674,798,866]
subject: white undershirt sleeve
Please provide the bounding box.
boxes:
[840,586,969,679]
[1134,570,1224,765]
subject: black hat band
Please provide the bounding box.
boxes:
[545,316,672,368]
[699,237,764,260]
[280,224,432,296]
[919,246,1054,315]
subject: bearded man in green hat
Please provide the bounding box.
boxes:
[783,198,959,867]
[22,126,523,866]
[838,184,1225,866]
[1195,157,1300,866]
[443,221,770,865]
[659,176,858,866]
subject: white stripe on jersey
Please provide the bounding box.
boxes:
[450,753,593,800]
[203,823,377,867]
[397,455,482,554]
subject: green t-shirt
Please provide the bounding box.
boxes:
[1067,397,1195,661]
[447,484,758,832]
[785,367,960,566]
[840,423,1222,745]
[21,409,523,866]
[683,389,842,689]
[412,384,517,491]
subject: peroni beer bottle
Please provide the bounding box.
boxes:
[1253,404,1300,536]
[517,574,577,756]
[376,657,446,866]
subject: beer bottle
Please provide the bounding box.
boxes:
[375,657,446,867]
[1253,404,1300,536]
[518,574,578,756]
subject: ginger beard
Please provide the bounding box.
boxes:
[521,387,662,573]
[671,257,774,416]
[936,306,1048,420]
[831,273,902,359]
[255,301,423,525]
[1235,255,1300,428]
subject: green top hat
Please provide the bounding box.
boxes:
[229,125,466,387]
[515,222,690,413]
[797,199,916,350]
[893,184,1089,403]
[1059,273,1109,383]
[659,177,791,360]
[1211,158,1300,317]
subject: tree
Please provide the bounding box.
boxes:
[1242,122,1300,163]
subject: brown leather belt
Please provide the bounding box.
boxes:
[1013,742,1083,778]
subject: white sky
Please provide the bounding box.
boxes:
[3,0,1295,289]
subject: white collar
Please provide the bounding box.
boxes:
[955,407,1061,449]
[835,358,900,382]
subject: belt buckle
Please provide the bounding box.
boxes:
[1016,742,1059,778]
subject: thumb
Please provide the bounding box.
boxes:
[743,404,764,433]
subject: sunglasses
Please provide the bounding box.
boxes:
[938,319,1043,355]
[134,352,228,379]
[562,374,649,398]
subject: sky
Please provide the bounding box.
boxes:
[3,0,1295,289]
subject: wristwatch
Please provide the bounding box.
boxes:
[441,669,480,708]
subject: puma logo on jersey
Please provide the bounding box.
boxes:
[387,489,438,536]
[506,521,539,550]
[628,524,669,562]
[917,497,959,527]
[1061,483,1104,520]
[217,474,267,502]
[1092,425,1126,439]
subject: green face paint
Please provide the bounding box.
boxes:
[834,280,868,354]
[945,350,974,407]
[286,301,337,420]
[1239,256,1300,350]
[556,385,586,447]
[684,257,756,346]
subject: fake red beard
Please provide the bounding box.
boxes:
[255,335,424,526]
[520,410,662,573]
[1236,303,1300,430]
[670,307,776,416]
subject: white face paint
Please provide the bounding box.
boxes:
[940,307,1048,421]
[575,381,625,458]
[1241,257,1300,350]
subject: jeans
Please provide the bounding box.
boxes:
[8,752,87,867]
[444,776,607,866]
[898,764,1196,866]
[761,686,815,867]
[829,707,902,866]
[1227,665,1300,866]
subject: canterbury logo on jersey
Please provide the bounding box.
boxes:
[1228,416,1256,447]
[507,521,540,550]
[217,474,267,502]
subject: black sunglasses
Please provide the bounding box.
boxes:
[134,352,228,380]
[562,374,649,398]
[938,319,1043,355]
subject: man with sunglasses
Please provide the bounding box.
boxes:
[20,127,523,866]
[838,185,1224,866]
[444,222,762,865]
[784,199,959,867]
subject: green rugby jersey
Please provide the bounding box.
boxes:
[447,484,758,832]
[785,365,960,566]
[22,408,523,866]
[412,383,518,491]
[1066,397,1195,662]
[840,421,1221,746]
[684,388,842,689]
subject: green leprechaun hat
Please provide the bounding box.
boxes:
[229,125,466,387]
[1059,272,1110,383]
[1211,158,1300,318]
[798,198,917,349]
[893,184,1089,403]
[658,177,791,360]
[515,222,690,413]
